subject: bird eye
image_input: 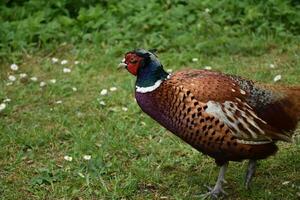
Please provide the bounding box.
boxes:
[130,59,138,64]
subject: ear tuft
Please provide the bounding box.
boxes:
[148,49,158,56]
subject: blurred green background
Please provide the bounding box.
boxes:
[1,0,300,61]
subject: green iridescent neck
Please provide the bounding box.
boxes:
[136,55,169,90]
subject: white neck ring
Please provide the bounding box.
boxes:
[136,79,163,93]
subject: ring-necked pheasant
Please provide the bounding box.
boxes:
[118,49,300,198]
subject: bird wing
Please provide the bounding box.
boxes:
[168,69,293,143]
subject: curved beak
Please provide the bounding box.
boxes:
[117,58,127,70]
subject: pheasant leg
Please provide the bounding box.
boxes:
[201,163,228,199]
[245,160,257,189]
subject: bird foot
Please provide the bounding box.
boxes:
[245,179,251,190]
[200,185,228,199]
[199,163,228,199]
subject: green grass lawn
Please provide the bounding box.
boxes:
[0,44,300,200]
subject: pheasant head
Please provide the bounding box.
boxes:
[119,49,169,92]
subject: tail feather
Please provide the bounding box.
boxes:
[250,84,300,137]
[283,86,300,121]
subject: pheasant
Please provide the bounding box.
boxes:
[118,49,300,198]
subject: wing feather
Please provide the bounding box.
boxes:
[169,69,293,143]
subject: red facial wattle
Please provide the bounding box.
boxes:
[127,63,139,76]
[124,53,143,76]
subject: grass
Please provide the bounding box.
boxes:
[1,0,300,62]
[0,43,299,199]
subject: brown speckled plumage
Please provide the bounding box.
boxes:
[136,69,298,165]
[120,49,300,198]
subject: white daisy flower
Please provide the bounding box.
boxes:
[74,61,80,65]
[63,68,71,73]
[72,87,77,92]
[0,103,6,112]
[61,60,68,65]
[122,107,128,112]
[109,107,118,112]
[19,73,28,83]
[76,112,84,117]
[273,74,282,82]
[55,100,62,104]
[166,68,173,73]
[3,98,11,103]
[52,57,59,63]
[63,155,73,162]
[30,77,38,82]
[99,101,106,106]
[192,58,198,62]
[282,181,290,185]
[10,63,19,71]
[100,89,108,95]
[50,79,56,84]
[204,66,212,70]
[269,64,275,68]
[40,81,46,87]
[205,8,210,13]
[8,75,16,82]
[20,73,28,78]
[110,87,117,91]
[83,155,91,160]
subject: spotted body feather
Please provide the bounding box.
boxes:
[135,70,292,165]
